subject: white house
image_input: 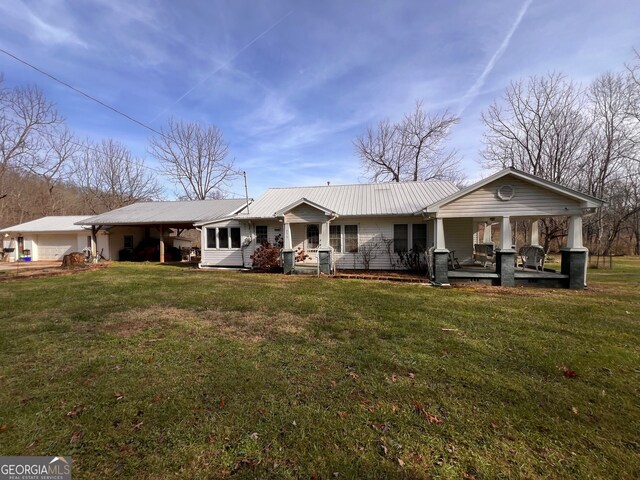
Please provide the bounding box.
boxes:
[197,168,604,289]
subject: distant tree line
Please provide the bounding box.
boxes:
[356,50,640,256]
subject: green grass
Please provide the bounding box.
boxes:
[1,259,639,479]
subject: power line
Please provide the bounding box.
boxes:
[0,47,247,178]
[0,47,166,138]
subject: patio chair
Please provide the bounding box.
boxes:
[519,245,545,271]
[448,250,461,270]
[473,243,495,268]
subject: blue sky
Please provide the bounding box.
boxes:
[0,0,638,199]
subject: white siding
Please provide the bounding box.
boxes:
[332,216,433,270]
[438,177,585,218]
[284,204,328,223]
[444,218,474,263]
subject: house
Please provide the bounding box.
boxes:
[1,168,605,289]
[197,168,604,289]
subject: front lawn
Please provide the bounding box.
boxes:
[0,259,639,478]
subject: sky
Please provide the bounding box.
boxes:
[0,0,639,199]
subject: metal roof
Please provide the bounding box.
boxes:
[77,199,249,226]
[1,216,91,233]
[237,181,459,219]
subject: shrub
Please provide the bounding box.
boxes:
[251,234,283,271]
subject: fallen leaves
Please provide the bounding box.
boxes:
[66,404,84,418]
[412,401,444,424]
[559,366,578,378]
[0,424,9,433]
[69,431,82,444]
[114,392,125,401]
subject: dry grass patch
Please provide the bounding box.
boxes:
[99,306,314,342]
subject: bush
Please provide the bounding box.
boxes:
[251,234,283,271]
[397,249,427,274]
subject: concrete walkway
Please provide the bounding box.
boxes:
[0,261,61,272]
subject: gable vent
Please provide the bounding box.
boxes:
[497,184,515,201]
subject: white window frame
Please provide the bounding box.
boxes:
[331,224,359,254]
[205,226,242,250]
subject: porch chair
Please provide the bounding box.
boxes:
[473,243,496,268]
[519,245,545,271]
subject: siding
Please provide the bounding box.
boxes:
[438,177,584,218]
[284,204,328,223]
[444,218,474,263]
[332,216,434,270]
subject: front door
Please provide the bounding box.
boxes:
[306,224,319,249]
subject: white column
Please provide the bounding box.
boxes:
[566,215,583,249]
[435,217,446,250]
[483,222,492,243]
[500,216,513,250]
[530,219,540,246]
[320,221,330,247]
[284,222,293,249]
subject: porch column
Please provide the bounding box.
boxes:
[530,219,540,246]
[320,221,330,248]
[496,216,515,287]
[159,225,165,263]
[483,222,492,243]
[284,222,293,249]
[432,217,449,285]
[561,215,588,289]
[91,226,98,257]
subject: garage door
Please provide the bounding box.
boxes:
[38,235,77,260]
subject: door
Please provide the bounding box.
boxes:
[38,234,76,260]
[306,224,319,249]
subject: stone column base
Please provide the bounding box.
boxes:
[282,249,295,274]
[561,248,588,289]
[318,248,332,275]
[496,249,516,287]
[433,249,450,285]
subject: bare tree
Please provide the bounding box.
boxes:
[0,76,61,201]
[75,139,162,213]
[149,119,236,200]
[481,73,589,184]
[355,101,461,183]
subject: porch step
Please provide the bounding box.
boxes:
[293,264,319,275]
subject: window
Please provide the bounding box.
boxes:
[329,225,341,252]
[256,225,268,245]
[207,228,216,248]
[206,227,242,249]
[344,225,358,253]
[412,224,427,252]
[307,224,319,249]
[124,235,134,249]
[218,228,229,249]
[394,224,408,253]
[230,228,241,248]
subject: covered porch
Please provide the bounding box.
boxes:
[278,198,336,274]
[425,169,604,289]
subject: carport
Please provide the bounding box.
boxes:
[76,199,249,263]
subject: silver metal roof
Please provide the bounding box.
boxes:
[77,199,249,226]
[240,181,459,219]
[1,216,91,233]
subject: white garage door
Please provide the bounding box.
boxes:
[38,235,77,260]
